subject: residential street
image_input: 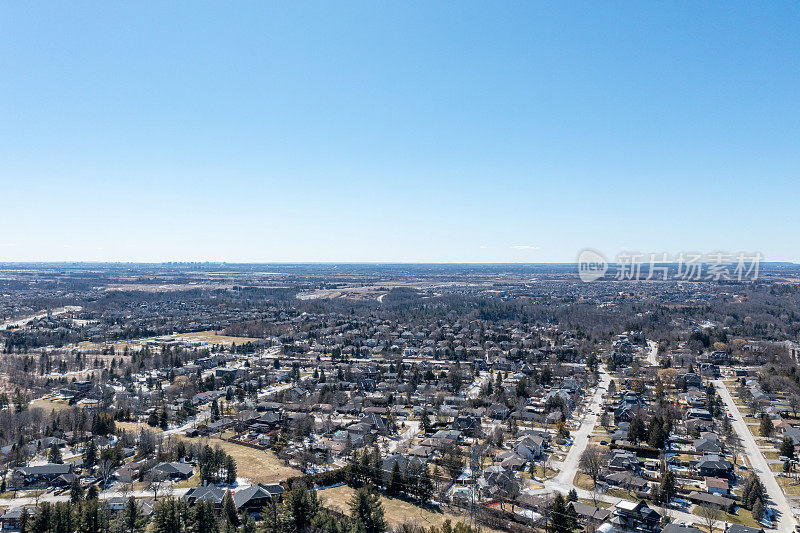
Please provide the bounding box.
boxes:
[542,366,701,526]
[647,340,659,366]
[548,366,610,488]
[714,379,795,533]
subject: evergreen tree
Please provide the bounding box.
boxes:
[48,443,63,464]
[152,498,186,533]
[70,477,84,502]
[242,515,257,533]
[85,440,97,469]
[659,469,676,505]
[781,437,795,459]
[416,465,433,504]
[387,461,402,497]
[549,493,577,533]
[223,490,239,527]
[285,487,319,533]
[760,414,774,437]
[627,416,646,445]
[349,487,386,533]
[225,455,237,485]
[123,497,144,533]
[189,500,218,533]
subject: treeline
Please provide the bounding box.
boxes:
[346,448,433,503]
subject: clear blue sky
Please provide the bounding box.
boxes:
[1,2,798,262]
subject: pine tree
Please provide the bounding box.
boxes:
[387,461,402,497]
[70,477,84,502]
[349,487,386,533]
[417,465,433,504]
[225,455,237,485]
[85,440,97,469]
[123,496,144,533]
[659,469,676,504]
[780,437,795,459]
[223,490,239,527]
[48,443,63,464]
[549,493,577,533]
[760,414,774,437]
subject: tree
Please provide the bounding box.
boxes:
[578,446,607,499]
[698,504,720,533]
[349,487,386,533]
[70,477,84,502]
[549,493,577,533]
[647,417,666,449]
[242,516,257,533]
[628,416,646,445]
[789,395,800,418]
[420,410,432,434]
[122,496,145,533]
[416,465,434,504]
[760,414,774,438]
[659,469,676,505]
[80,498,110,533]
[442,445,464,480]
[387,461,403,497]
[84,440,97,469]
[152,498,186,533]
[223,490,239,527]
[225,455,237,485]
[48,444,63,464]
[261,498,283,533]
[752,499,765,522]
[285,486,319,533]
[780,437,795,459]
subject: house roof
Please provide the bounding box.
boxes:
[233,483,284,508]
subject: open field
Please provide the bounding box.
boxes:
[73,330,263,351]
[117,422,162,434]
[196,438,301,484]
[30,397,71,413]
[318,485,504,533]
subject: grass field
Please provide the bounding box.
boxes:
[318,485,504,533]
[117,421,162,434]
[30,398,71,413]
[199,438,301,484]
[74,330,262,351]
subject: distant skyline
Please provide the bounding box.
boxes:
[2,2,799,263]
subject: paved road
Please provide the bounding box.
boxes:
[646,340,659,366]
[2,486,192,507]
[714,379,795,533]
[549,366,611,487]
[541,366,702,525]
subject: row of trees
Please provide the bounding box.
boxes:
[347,448,434,503]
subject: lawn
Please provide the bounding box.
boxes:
[199,438,301,484]
[174,472,202,489]
[318,485,504,533]
[691,506,762,530]
[30,398,71,413]
[117,421,162,434]
[777,476,800,497]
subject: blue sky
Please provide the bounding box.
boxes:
[1,2,798,262]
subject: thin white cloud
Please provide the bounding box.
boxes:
[511,245,540,250]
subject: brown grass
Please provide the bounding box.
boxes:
[199,438,301,484]
[30,398,71,413]
[318,485,505,533]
